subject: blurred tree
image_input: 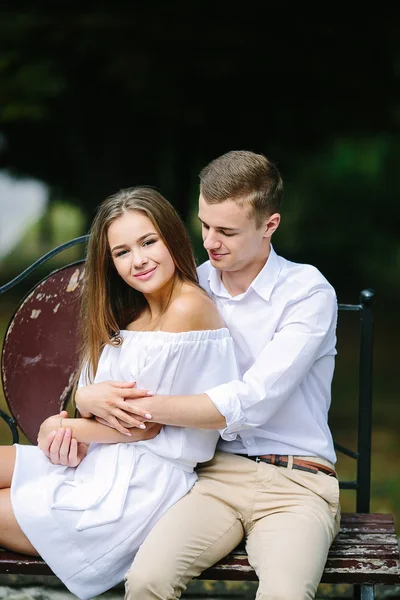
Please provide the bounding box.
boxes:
[0,5,399,295]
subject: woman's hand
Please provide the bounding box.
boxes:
[37,411,89,467]
[75,381,154,435]
[38,413,163,467]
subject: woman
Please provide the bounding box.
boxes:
[0,187,239,600]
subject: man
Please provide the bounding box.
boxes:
[46,151,340,599]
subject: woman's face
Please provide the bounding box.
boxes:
[108,210,176,295]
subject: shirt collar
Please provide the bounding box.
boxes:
[207,245,282,302]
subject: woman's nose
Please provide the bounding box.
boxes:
[131,250,148,268]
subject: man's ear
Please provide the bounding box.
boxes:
[263,213,281,238]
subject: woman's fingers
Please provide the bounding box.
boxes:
[68,438,81,468]
[112,381,136,388]
[58,428,73,465]
[49,429,66,464]
[38,430,56,457]
[77,442,89,463]
[114,396,152,419]
[114,408,147,428]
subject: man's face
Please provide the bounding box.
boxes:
[198,195,277,273]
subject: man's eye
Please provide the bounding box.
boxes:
[221,231,236,237]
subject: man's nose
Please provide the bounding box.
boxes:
[203,230,221,250]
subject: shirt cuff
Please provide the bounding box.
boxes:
[206,383,247,441]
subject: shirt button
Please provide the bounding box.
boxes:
[246,440,252,446]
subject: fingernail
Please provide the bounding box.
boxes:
[145,413,152,419]
[147,391,153,396]
[139,424,146,429]
[65,428,71,436]
[50,430,56,436]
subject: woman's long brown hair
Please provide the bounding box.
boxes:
[79,186,200,381]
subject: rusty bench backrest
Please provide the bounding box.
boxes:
[1,262,84,443]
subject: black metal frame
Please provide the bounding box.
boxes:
[0,238,375,513]
[335,288,375,513]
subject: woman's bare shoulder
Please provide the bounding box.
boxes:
[161,290,225,333]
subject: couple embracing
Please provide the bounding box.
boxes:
[0,150,339,600]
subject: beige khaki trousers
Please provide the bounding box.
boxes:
[125,451,341,600]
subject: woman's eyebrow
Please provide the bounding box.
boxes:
[111,232,157,252]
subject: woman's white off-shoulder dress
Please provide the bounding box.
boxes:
[11,328,239,600]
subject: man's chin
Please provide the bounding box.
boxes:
[209,257,232,270]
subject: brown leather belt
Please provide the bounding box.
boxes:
[247,454,337,478]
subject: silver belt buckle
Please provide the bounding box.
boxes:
[255,456,261,463]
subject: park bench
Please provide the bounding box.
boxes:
[1,237,399,600]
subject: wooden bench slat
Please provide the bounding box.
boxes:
[0,552,53,576]
[333,532,399,545]
[339,525,395,534]
[329,546,400,558]
[201,558,400,585]
[339,513,395,524]
[2,516,400,585]
[322,558,400,585]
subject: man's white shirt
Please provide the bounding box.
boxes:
[197,245,338,464]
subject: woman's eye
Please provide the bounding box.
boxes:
[116,249,129,257]
[143,239,156,247]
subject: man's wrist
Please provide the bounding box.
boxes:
[144,395,163,422]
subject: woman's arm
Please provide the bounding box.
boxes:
[38,414,163,445]
[75,381,154,433]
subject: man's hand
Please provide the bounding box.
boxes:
[75,381,154,435]
[38,411,89,467]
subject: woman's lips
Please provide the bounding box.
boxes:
[134,267,157,280]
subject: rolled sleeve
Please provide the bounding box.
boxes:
[205,383,248,441]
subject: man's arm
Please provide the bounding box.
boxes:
[75,292,228,432]
[125,393,227,429]
[123,286,338,434]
